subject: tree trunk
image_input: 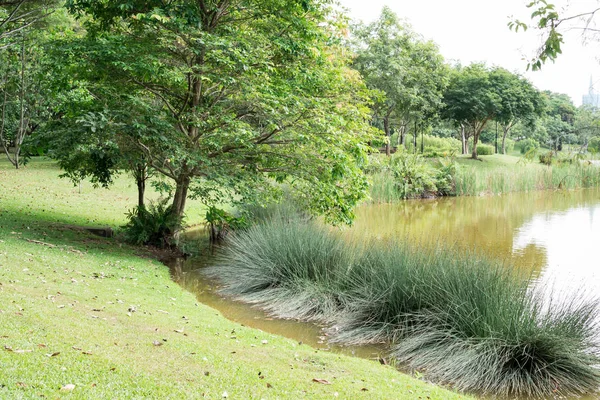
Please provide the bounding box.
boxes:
[502,127,509,155]
[460,124,467,154]
[384,116,391,156]
[14,32,26,170]
[399,125,405,146]
[472,131,480,159]
[171,175,190,220]
[136,174,146,208]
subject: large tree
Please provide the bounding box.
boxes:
[491,69,545,154]
[351,6,447,156]
[63,0,373,226]
[442,64,502,159]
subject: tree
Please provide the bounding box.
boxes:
[351,6,447,156]
[491,69,544,154]
[0,1,55,48]
[63,0,373,226]
[442,64,502,159]
[541,91,575,152]
[510,1,600,70]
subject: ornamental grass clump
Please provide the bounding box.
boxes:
[204,217,355,322]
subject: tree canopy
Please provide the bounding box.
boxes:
[352,6,447,155]
[57,0,374,226]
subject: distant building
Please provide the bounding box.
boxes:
[582,76,600,107]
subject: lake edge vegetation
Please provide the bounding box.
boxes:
[205,209,600,398]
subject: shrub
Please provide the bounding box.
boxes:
[389,153,438,199]
[122,198,182,248]
[476,144,494,155]
[539,151,554,166]
[518,138,539,154]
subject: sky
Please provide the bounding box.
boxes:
[339,0,600,106]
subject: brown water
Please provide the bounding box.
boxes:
[348,189,600,302]
[170,189,600,398]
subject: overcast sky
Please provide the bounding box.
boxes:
[339,0,600,106]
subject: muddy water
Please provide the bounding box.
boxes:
[348,189,600,302]
[168,243,383,360]
[170,189,600,397]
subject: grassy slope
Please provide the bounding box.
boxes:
[0,159,470,399]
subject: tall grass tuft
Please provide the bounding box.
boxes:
[454,163,600,196]
[207,218,600,397]
[204,217,356,321]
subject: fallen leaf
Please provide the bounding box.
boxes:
[222,391,228,398]
[14,349,33,353]
[82,351,93,355]
[174,328,184,333]
[361,388,369,391]
[312,378,331,385]
[4,346,12,352]
[61,384,75,391]
[152,341,163,347]
[37,344,47,348]
[72,346,82,351]
[16,382,26,388]
[266,383,273,388]
[261,340,268,345]
[46,352,60,357]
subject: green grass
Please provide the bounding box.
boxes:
[210,216,600,398]
[0,158,469,399]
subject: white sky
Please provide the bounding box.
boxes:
[339,0,600,106]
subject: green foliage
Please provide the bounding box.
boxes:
[208,218,600,398]
[519,138,540,154]
[589,137,600,153]
[403,134,461,157]
[351,7,448,152]
[205,218,355,322]
[476,144,494,155]
[539,151,554,166]
[389,153,438,199]
[123,198,182,248]
[504,138,516,153]
[388,153,457,199]
[369,153,457,202]
[61,0,375,226]
[205,206,247,243]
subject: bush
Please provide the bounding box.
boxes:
[122,198,182,248]
[389,153,438,199]
[207,219,600,398]
[368,153,458,202]
[539,151,554,166]
[518,138,539,154]
[476,144,494,155]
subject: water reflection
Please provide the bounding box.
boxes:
[514,205,600,300]
[348,190,600,298]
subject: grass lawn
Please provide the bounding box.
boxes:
[0,158,471,399]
